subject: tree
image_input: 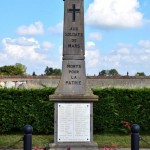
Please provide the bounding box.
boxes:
[0,65,15,75]
[44,67,53,75]
[108,69,120,76]
[135,72,145,76]
[98,70,108,76]
[44,66,61,75]
[98,69,120,76]
[53,68,62,75]
[0,63,27,75]
[14,63,27,75]
[32,71,36,76]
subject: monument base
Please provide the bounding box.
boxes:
[47,142,99,150]
[48,94,99,150]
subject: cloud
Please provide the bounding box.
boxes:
[89,32,102,41]
[2,37,42,60]
[138,40,150,48]
[17,21,44,35]
[0,37,59,74]
[85,41,100,68]
[48,21,63,35]
[86,41,96,49]
[42,41,54,50]
[99,40,150,75]
[85,0,143,29]
[83,40,150,75]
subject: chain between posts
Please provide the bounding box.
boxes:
[140,136,150,147]
[2,136,23,150]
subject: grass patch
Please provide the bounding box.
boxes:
[0,134,53,149]
[94,134,150,148]
[0,134,150,149]
[94,134,131,148]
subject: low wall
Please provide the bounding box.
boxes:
[0,76,150,89]
[87,76,150,88]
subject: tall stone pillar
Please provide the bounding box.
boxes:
[55,0,86,95]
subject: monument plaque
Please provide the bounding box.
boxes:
[58,103,90,142]
[49,0,99,149]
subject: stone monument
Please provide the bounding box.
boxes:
[49,0,99,149]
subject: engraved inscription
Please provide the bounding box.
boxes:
[65,33,83,36]
[65,81,81,85]
[58,103,90,142]
[65,26,83,49]
[68,44,80,48]
[67,65,81,68]
[65,64,82,85]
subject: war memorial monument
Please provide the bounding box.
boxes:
[49,0,99,149]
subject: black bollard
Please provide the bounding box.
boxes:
[23,124,33,150]
[131,124,140,150]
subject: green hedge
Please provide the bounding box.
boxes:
[0,88,150,134]
[93,88,150,134]
[0,88,55,133]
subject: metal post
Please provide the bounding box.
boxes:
[131,124,140,150]
[23,124,33,150]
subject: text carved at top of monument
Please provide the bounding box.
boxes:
[70,27,78,31]
[64,32,83,37]
[68,44,80,48]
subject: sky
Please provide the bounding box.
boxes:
[0,0,150,76]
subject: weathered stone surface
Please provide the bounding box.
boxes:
[2,77,150,89]
[55,60,86,95]
[63,0,84,57]
[16,81,27,88]
[50,94,98,102]
[54,0,87,95]
[5,81,15,88]
[48,142,99,150]
[0,82,5,88]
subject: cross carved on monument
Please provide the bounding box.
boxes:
[68,4,80,22]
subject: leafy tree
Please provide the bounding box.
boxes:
[0,65,15,75]
[98,70,108,76]
[98,69,120,76]
[135,72,145,76]
[44,66,61,75]
[0,63,27,75]
[14,63,27,75]
[45,66,53,75]
[108,69,120,76]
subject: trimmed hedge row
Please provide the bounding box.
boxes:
[0,88,150,134]
[93,88,150,133]
[0,88,55,133]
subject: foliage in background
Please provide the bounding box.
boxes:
[93,88,150,134]
[98,69,120,76]
[0,88,150,134]
[0,88,55,133]
[135,72,146,76]
[0,63,27,75]
[44,66,61,76]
